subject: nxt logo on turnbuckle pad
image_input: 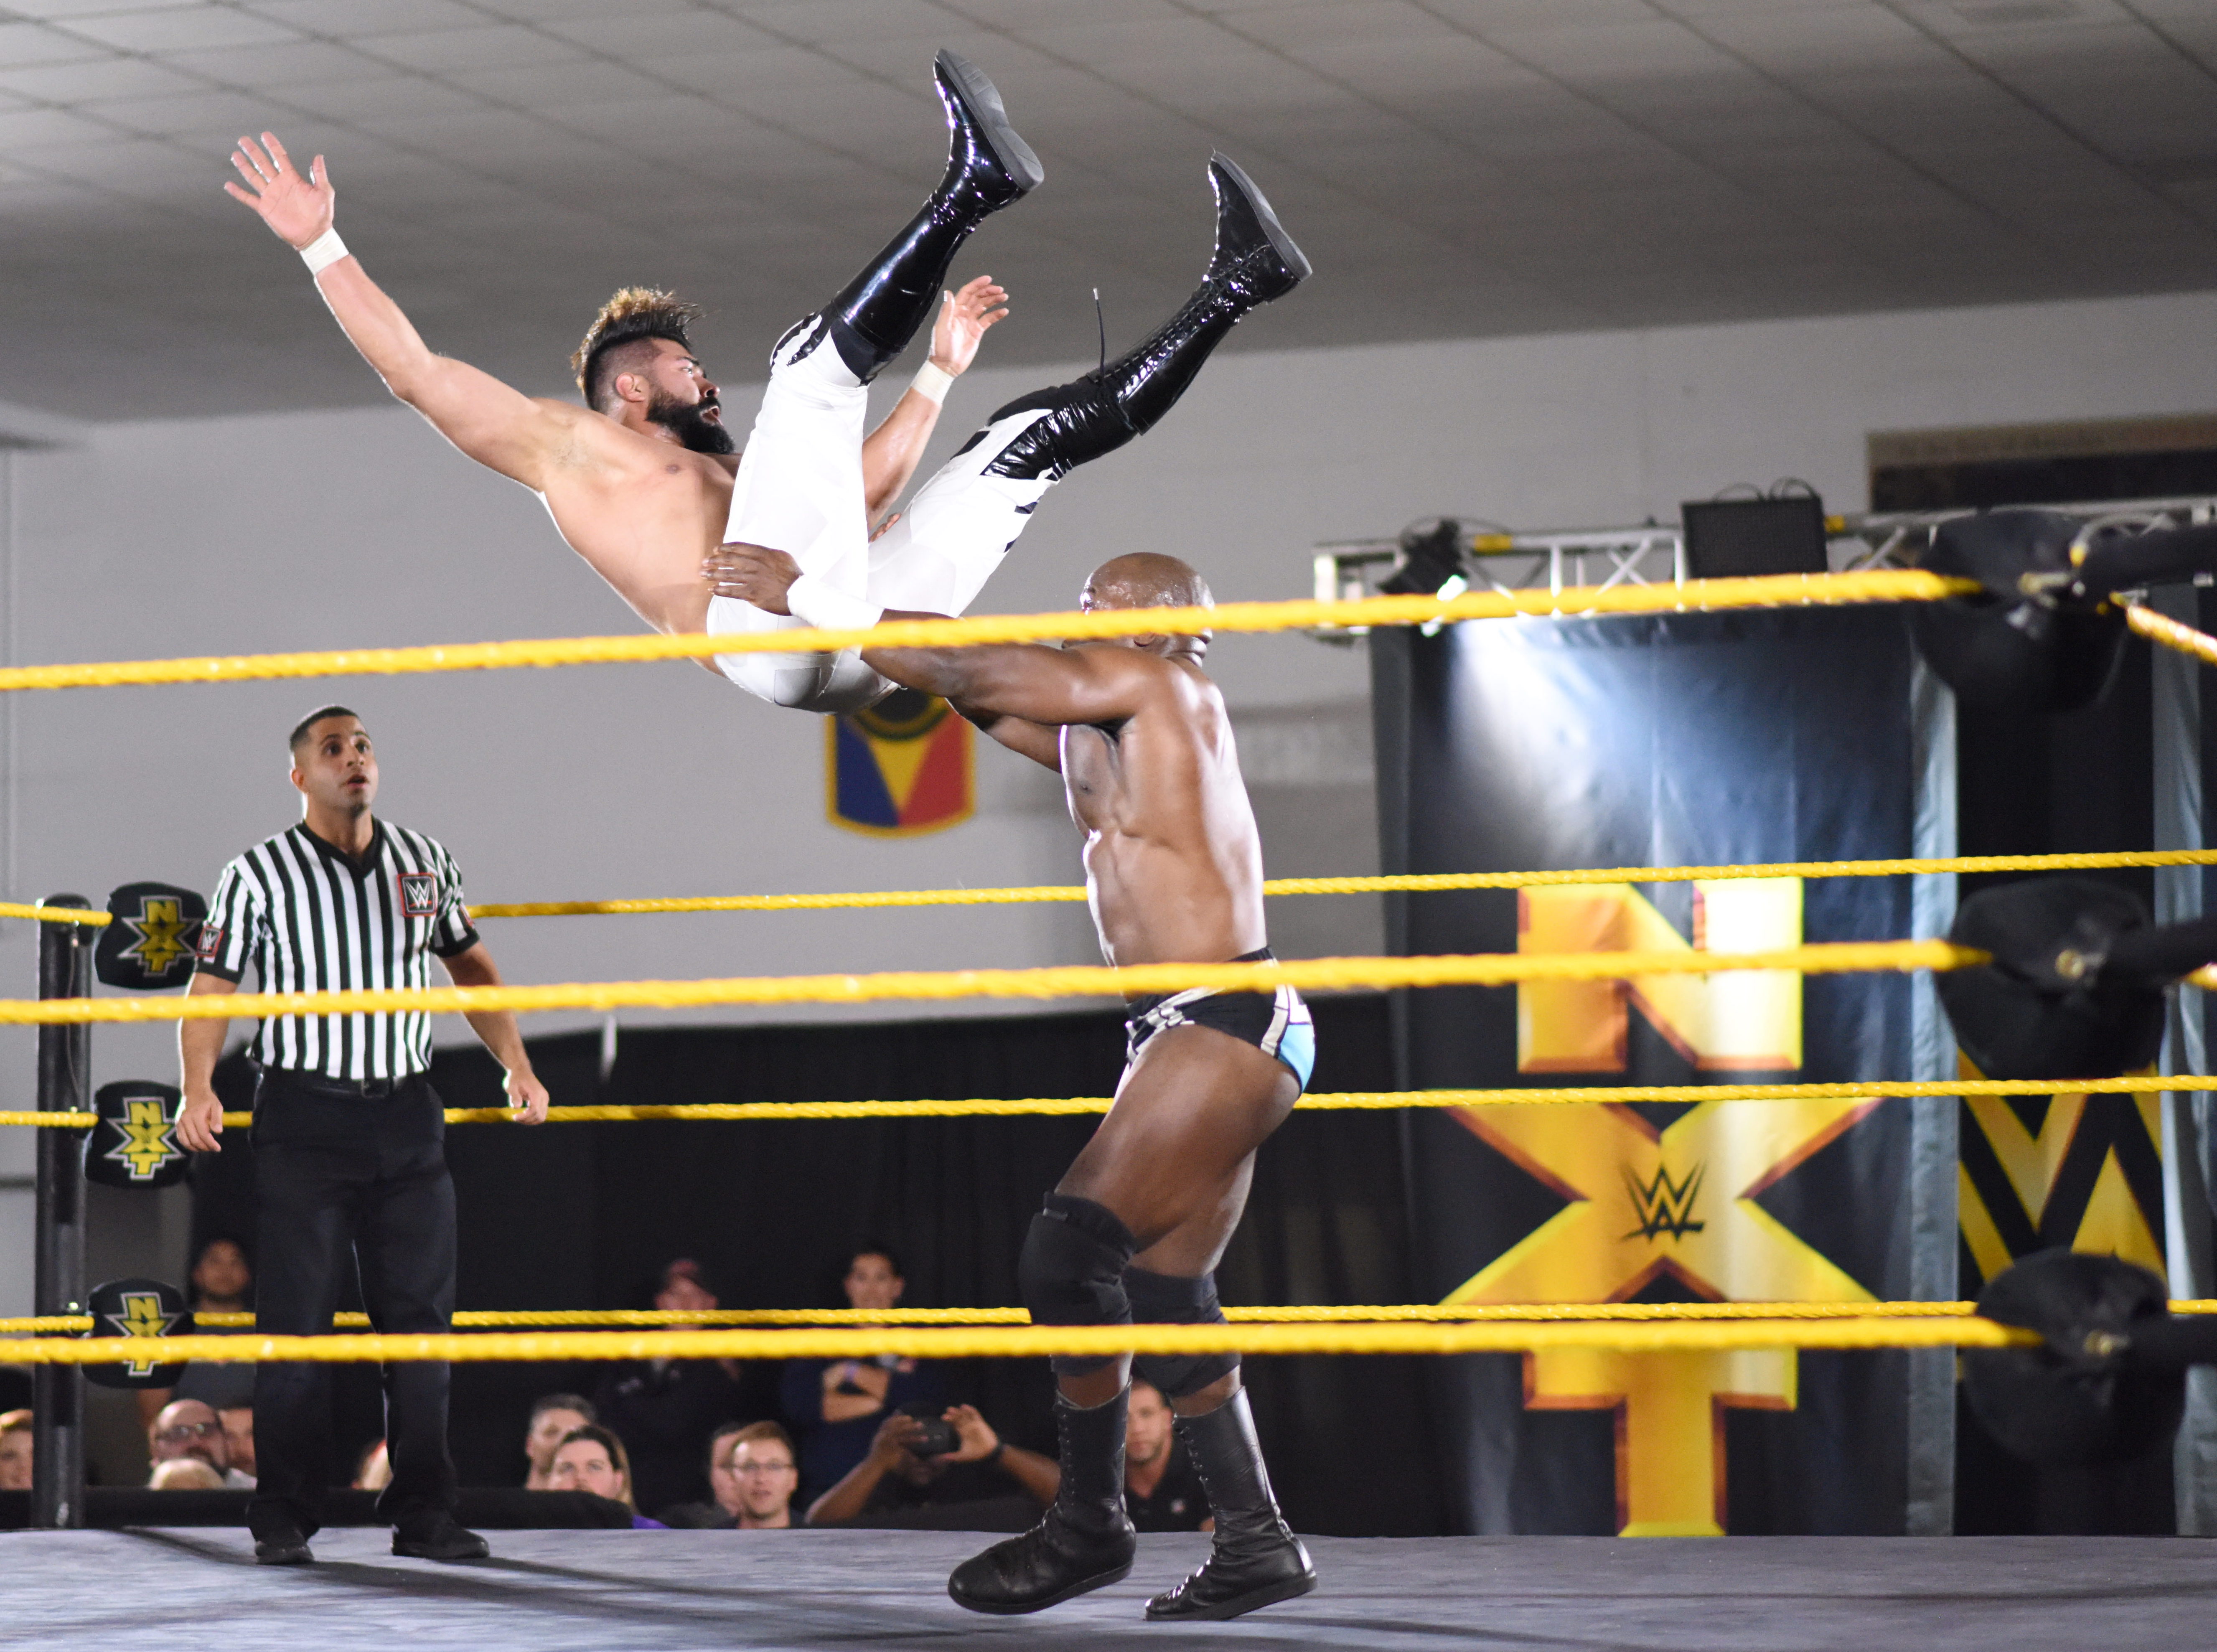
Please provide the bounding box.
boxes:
[84,1277,191,1389]
[94,881,208,991]
[84,1082,191,1189]
[1623,1162,1706,1242]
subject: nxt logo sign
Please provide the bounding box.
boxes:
[1623,1163,1705,1242]
[103,1097,181,1183]
[1460,875,1879,1536]
[1518,879,1802,1071]
[119,896,193,978]
[104,1290,181,1380]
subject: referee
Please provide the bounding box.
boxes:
[175,706,549,1566]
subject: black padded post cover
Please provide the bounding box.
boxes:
[1962,1250,2182,1466]
[1909,509,2126,712]
[1937,877,2167,1081]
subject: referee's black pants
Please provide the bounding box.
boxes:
[247,1068,459,1541]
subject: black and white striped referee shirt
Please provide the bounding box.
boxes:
[192,820,480,1082]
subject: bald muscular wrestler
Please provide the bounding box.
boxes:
[712,546,1314,1621]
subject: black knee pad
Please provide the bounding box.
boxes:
[1126,1265,1240,1400]
[1019,1193,1135,1377]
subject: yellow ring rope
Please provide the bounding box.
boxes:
[0,940,1978,1027]
[21,849,2217,928]
[2129,602,2217,668]
[18,1075,2217,1132]
[8,1299,2215,1337]
[0,1318,2036,1364]
[464,849,2217,920]
[0,572,1971,697]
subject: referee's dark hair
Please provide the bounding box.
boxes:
[289,704,361,752]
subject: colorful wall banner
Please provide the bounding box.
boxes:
[828,689,974,837]
[1374,608,1932,1536]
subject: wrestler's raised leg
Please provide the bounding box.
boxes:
[713,51,1039,711]
[948,1026,1312,1619]
[867,154,1309,620]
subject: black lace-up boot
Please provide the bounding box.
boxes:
[1144,1390,1314,1622]
[823,49,1042,381]
[948,1391,1137,1614]
[975,152,1309,483]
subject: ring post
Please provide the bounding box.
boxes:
[32,895,92,1529]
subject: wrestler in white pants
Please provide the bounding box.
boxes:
[710,316,1052,715]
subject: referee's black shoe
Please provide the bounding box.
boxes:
[392,1511,491,1562]
[253,1520,314,1567]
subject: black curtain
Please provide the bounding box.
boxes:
[193,994,1452,1536]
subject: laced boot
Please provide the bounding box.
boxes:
[979,152,1310,483]
[1144,1390,1314,1622]
[825,49,1042,381]
[948,1390,1137,1614]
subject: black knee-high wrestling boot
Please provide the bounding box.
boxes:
[824,49,1042,381]
[947,1391,1137,1614]
[975,153,1310,482]
[1145,1389,1315,1622]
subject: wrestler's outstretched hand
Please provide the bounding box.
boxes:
[704,543,802,613]
[929,274,1010,377]
[224,131,333,251]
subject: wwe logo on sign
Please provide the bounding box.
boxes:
[1622,1162,1706,1242]
[399,872,438,917]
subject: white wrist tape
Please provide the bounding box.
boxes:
[299,227,349,276]
[787,572,883,634]
[910,361,954,406]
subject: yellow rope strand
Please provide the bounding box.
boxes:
[26,1074,2217,1132]
[21,850,2217,928]
[464,849,2217,920]
[0,940,1979,1027]
[0,571,1973,697]
[2129,602,2217,669]
[8,1299,2215,1336]
[0,1317,2036,1364]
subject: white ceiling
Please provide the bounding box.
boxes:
[0,0,2214,421]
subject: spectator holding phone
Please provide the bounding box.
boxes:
[804,1402,1057,1527]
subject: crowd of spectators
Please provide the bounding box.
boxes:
[106,1240,1201,1536]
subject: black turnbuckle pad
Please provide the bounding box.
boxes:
[83,1276,193,1390]
[1909,509,2125,713]
[94,881,207,991]
[82,1081,190,1190]
[1963,1250,2182,1466]
[1937,877,2167,1082]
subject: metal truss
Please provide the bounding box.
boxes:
[1309,495,2217,641]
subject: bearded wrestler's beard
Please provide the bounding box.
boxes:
[646,389,736,455]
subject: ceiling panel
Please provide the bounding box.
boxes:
[0,0,2211,419]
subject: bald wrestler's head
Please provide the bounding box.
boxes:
[1078,554,1213,663]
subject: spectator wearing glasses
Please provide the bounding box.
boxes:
[725,1422,802,1530]
[148,1398,253,1488]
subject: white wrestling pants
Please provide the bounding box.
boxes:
[711,316,1053,715]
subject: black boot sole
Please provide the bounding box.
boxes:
[936,48,1044,197]
[1146,1566,1317,1623]
[1208,152,1312,285]
[392,1536,491,1562]
[254,1543,313,1567]
[949,1556,1134,1616]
